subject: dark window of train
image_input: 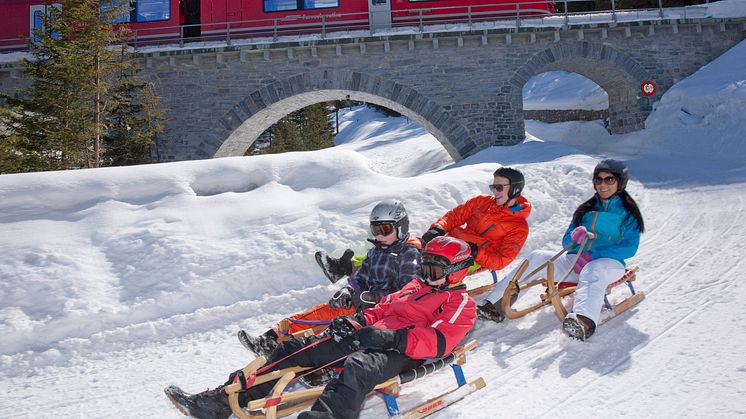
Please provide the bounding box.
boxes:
[264,0,299,12]
[303,0,339,9]
[134,0,171,22]
[100,0,170,23]
[372,0,387,4]
[102,0,131,23]
[264,0,339,12]
[32,11,43,42]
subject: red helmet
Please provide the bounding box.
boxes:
[422,236,474,285]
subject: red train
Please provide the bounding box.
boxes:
[0,0,553,52]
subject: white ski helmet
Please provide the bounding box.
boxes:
[369,200,410,240]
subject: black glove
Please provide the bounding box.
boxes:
[356,326,407,352]
[421,226,446,244]
[329,286,354,309]
[327,314,366,342]
[467,241,479,258]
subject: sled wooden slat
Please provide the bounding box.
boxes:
[265,372,296,419]
[228,356,267,419]
[245,340,478,415]
[402,377,486,419]
[600,292,645,325]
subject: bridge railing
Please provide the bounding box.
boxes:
[0,0,719,54]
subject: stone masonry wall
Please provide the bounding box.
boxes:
[1,18,744,161]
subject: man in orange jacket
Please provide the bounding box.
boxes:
[421,167,530,272]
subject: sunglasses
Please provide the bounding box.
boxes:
[488,183,510,193]
[594,176,617,186]
[370,222,396,237]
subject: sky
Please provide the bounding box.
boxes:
[2,7,746,419]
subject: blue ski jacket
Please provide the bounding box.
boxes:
[562,194,640,266]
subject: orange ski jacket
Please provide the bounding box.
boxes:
[430,194,531,271]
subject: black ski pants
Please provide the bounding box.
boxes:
[235,335,420,419]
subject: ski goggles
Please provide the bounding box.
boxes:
[422,261,448,281]
[421,255,473,281]
[594,175,617,185]
[488,183,510,193]
[370,222,396,237]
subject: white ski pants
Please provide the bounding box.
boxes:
[484,250,626,326]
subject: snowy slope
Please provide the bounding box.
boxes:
[1,38,746,419]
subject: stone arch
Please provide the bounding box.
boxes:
[206,70,474,161]
[507,41,673,134]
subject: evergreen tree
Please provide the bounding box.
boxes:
[0,0,165,173]
[268,116,301,154]
[105,56,166,166]
[300,103,334,151]
[254,102,335,155]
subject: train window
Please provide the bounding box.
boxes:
[31,4,61,42]
[32,10,43,42]
[100,0,130,23]
[371,0,387,4]
[134,0,171,22]
[303,0,339,9]
[264,0,298,12]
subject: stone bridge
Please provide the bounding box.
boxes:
[3,17,745,162]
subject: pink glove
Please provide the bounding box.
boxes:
[570,226,595,244]
[573,252,593,274]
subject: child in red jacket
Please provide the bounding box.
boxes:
[165,236,477,419]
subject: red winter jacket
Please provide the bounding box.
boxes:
[362,279,476,360]
[431,195,531,271]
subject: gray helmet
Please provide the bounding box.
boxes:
[594,159,629,191]
[369,200,410,240]
[494,167,525,200]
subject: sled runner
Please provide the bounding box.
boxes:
[496,240,644,323]
[224,339,484,419]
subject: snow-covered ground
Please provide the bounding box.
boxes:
[2,33,746,419]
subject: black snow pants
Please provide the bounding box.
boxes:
[234,335,420,419]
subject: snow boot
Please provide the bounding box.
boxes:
[476,300,505,323]
[164,385,232,419]
[562,313,596,341]
[237,329,278,357]
[315,249,354,284]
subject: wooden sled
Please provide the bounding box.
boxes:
[225,340,484,419]
[497,239,644,323]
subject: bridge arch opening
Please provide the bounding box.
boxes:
[523,71,610,134]
[508,42,663,138]
[213,89,470,162]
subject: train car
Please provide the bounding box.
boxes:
[390,0,554,28]
[187,0,371,43]
[178,0,552,44]
[0,0,181,52]
[1,0,554,53]
[0,0,37,52]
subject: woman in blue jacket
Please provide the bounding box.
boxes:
[479,159,645,340]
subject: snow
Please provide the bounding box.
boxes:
[2,22,746,419]
[523,72,608,111]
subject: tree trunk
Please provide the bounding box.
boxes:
[94,54,101,168]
